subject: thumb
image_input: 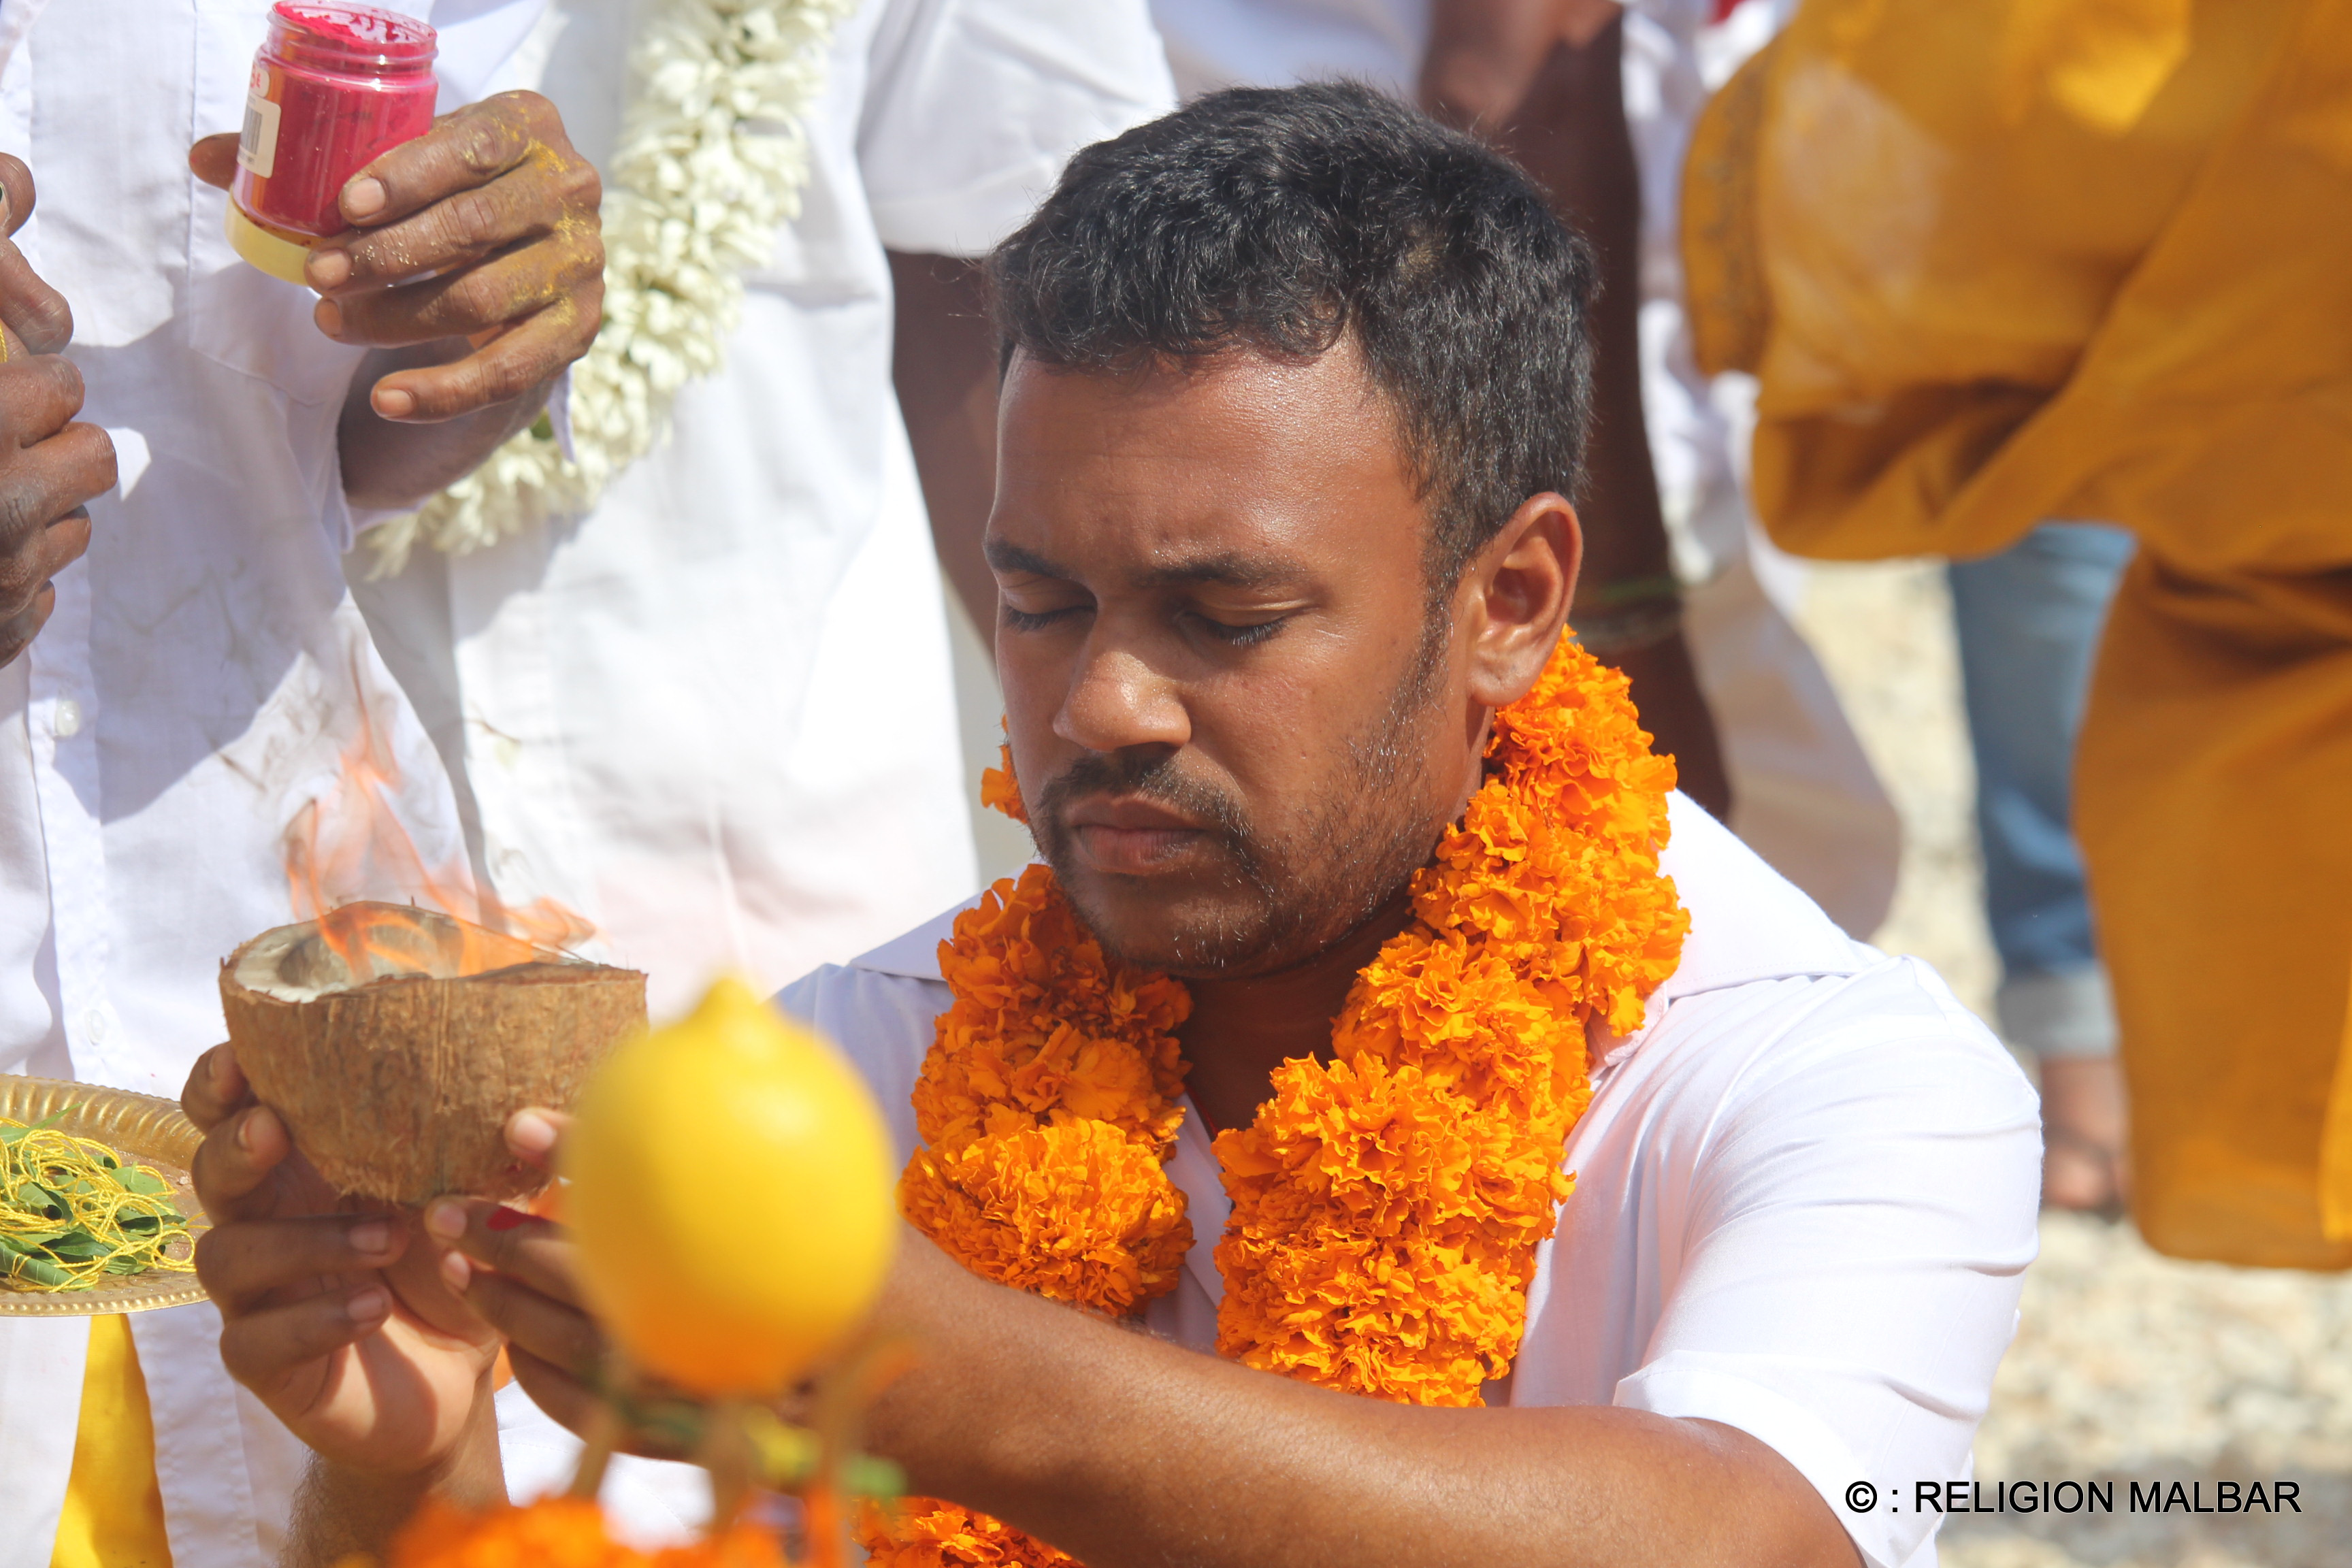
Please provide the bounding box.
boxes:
[505,1107,571,1170]
[0,153,33,237]
[189,133,240,193]
[0,157,68,355]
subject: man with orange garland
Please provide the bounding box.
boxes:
[182,86,2036,1568]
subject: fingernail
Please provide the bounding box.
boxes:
[210,1047,236,1091]
[343,176,385,219]
[423,1199,466,1241]
[348,1219,393,1256]
[235,1109,259,1152]
[347,1288,389,1323]
[372,385,416,419]
[441,1250,472,1291]
[305,248,350,289]
[487,1205,528,1232]
[507,1110,557,1156]
[314,298,343,337]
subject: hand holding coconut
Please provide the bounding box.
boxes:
[187,902,645,1530]
[195,973,913,1560]
[180,1043,505,1503]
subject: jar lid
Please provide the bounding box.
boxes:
[225,202,316,287]
[270,3,438,72]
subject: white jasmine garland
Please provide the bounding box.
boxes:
[368,0,855,572]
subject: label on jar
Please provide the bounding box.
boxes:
[238,68,281,180]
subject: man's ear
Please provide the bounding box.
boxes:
[1460,491,1580,709]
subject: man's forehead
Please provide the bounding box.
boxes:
[990,344,1422,578]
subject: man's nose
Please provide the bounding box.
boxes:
[1056,636,1190,756]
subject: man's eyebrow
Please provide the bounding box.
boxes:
[985,540,1307,593]
[1134,552,1303,591]
[985,540,1074,579]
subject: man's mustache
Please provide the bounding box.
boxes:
[1031,750,1254,853]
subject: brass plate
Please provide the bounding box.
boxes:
[0,1077,209,1316]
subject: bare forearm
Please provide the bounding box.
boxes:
[889,250,1000,633]
[867,1243,1852,1568]
[338,341,555,511]
[1422,0,1624,130]
[282,1382,506,1568]
[1465,16,1667,593]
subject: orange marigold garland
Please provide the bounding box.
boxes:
[378,1497,791,1568]
[898,860,1195,1317]
[865,636,1687,1564]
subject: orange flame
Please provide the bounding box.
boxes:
[307,901,547,986]
[287,655,595,976]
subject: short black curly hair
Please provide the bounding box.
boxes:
[988,80,1597,593]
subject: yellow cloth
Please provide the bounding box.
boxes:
[52,1315,173,1568]
[1686,0,2352,1265]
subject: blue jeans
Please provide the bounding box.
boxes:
[1947,523,2135,1056]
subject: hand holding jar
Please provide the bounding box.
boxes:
[191,86,604,427]
[0,155,118,669]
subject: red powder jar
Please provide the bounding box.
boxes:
[227,3,438,284]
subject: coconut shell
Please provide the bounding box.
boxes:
[221,917,647,1205]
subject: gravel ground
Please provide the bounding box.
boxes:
[1795,561,2352,1568]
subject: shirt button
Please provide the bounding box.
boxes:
[83,1008,108,1043]
[52,698,82,738]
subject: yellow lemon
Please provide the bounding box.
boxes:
[562,975,898,1396]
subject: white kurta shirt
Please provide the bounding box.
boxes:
[779,800,2042,1568]
[352,0,1178,1019]
[0,3,557,1562]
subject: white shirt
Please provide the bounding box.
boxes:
[352,0,1177,1018]
[780,800,2041,1568]
[0,5,549,1564]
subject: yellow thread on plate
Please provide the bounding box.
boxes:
[0,1120,196,1292]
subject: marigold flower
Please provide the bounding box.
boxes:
[855,1501,1079,1567]
[979,745,1030,825]
[384,1497,650,1568]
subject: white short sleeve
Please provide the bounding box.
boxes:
[858,0,1177,257]
[1587,966,2042,1568]
[776,960,953,1168]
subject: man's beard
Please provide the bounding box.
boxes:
[1030,638,1450,979]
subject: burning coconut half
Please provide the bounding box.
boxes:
[221,903,647,1205]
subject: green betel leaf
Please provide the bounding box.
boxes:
[115,1168,167,1197]
[1,1225,76,1249]
[0,1113,64,1145]
[1,1251,74,1289]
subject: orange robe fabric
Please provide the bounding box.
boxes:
[1684,0,2352,1266]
